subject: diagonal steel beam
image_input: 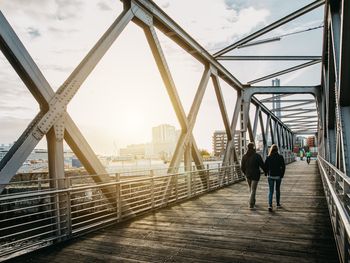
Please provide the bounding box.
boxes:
[212,74,232,141]
[271,101,316,111]
[130,0,293,139]
[260,94,292,103]
[141,20,205,171]
[247,60,321,85]
[0,8,134,190]
[213,0,325,57]
[272,109,317,112]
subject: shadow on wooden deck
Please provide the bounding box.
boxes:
[7,161,339,263]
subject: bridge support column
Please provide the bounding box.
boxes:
[47,121,71,240]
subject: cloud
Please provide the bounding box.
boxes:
[161,2,170,9]
[42,64,73,73]
[205,6,270,52]
[27,27,41,39]
[1,0,84,21]
[97,1,112,11]
[54,0,84,20]
[0,105,31,112]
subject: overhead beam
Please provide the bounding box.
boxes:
[130,0,290,134]
[213,0,325,57]
[273,108,317,112]
[271,101,315,111]
[262,99,315,103]
[260,94,293,102]
[247,60,321,85]
[216,56,322,61]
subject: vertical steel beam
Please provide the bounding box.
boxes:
[259,111,267,159]
[252,106,260,139]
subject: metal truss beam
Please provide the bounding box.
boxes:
[260,94,292,102]
[271,101,315,111]
[247,60,321,85]
[263,99,315,103]
[212,74,232,141]
[243,86,320,98]
[216,56,322,61]
[141,20,206,172]
[0,9,134,195]
[273,109,317,112]
[213,0,325,57]
[130,0,286,132]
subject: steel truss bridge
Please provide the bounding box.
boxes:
[0,0,349,262]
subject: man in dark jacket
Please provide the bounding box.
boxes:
[241,142,266,209]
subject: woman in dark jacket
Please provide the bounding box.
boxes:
[241,142,266,209]
[264,144,285,212]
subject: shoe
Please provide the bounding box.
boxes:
[276,204,282,209]
[268,206,273,212]
[249,205,255,210]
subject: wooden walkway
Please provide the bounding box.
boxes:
[9,161,338,263]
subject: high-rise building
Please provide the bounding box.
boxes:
[152,124,179,159]
[272,78,281,118]
[152,124,177,143]
[212,130,227,157]
[307,136,316,147]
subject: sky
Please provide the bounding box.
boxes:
[0,0,324,155]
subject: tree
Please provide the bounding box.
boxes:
[199,149,210,157]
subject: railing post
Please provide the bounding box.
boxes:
[187,171,192,198]
[150,170,155,209]
[175,174,179,201]
[115,173,121,221]
[342,228,349,263]
[192,170,197,195]
[65,177,72,236]
[218,163,222,187]
[206,164,210,191]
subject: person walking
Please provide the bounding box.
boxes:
[306,150,311,164]
[264,144,285,212]
[241,142,266,209]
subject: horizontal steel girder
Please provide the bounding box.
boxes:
[216,56,322,61]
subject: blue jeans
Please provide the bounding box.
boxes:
[268,177,282,206]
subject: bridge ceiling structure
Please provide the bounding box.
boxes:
[0,0,350,262]
[0,0,304,192]
[214,0,325,138]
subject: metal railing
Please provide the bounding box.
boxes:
[317,156,350,263]
[0,164,243,261]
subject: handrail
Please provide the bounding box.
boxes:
[0,164,243,261]
[317,156,350,262]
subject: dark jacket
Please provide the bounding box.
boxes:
[265,153,285,178]
[241,151,266,181]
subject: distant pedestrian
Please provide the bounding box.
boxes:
[264,144,285,212]
[241,142,266,209]
[306,151,311,164]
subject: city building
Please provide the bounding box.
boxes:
[152,124,179,160]
[0,143,12,161]
[212,130,227,157]
[119,144,146,159]
[272,78,281,118]
[307,136,316,147]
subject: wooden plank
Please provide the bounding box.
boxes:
[9,161,339,263]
